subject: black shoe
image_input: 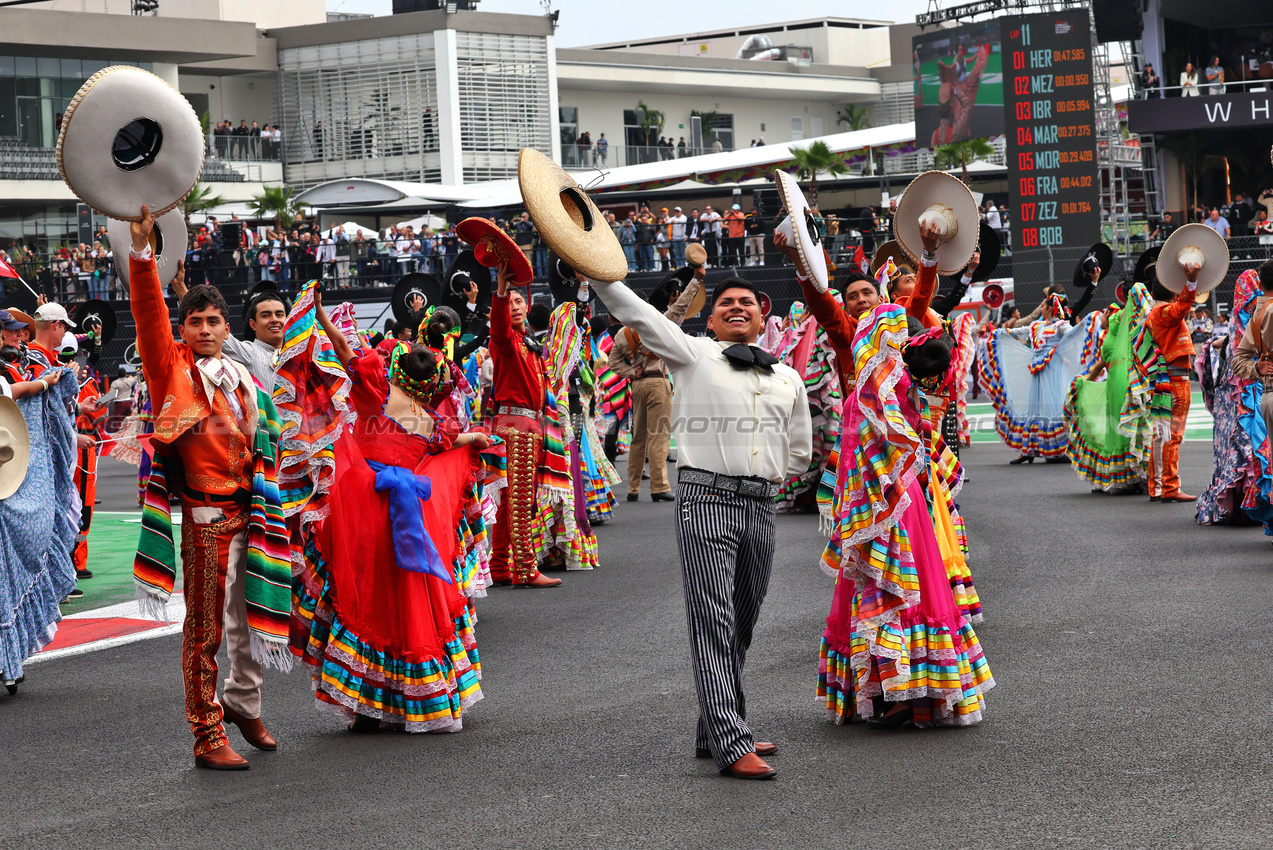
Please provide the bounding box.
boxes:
[1008,455,1034,465]
[491,578,513,587]
[627,493,639,502]
[1149,496,1162,502]
[866,704,914,728]
[651,492,674,502]
[76,569,93,580]
[63,587,84,601]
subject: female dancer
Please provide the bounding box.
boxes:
[818,304,993,727]
[290,290,492,733]
[1196,270,1273,530]
[981,288,1098,464]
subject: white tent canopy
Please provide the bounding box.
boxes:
[320,221,376,239]
[393,214,448,232]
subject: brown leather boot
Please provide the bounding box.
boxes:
[724,752,776,780]
[221,703,277,751]
[195,743,249,770]
[697,742,776,759]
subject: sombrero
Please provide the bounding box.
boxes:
[391,272,444,325]
[1158,223,1229,294]
[967,219,1001,282]
[772,170,829,292]
[0,396,30,500]
[870,239,914,278]
[1133,245,1162,286]
[548,252,584,306]
[648,266,707,320]
[70,299,117,347]
[1072,242,1114,289]
[517,149,628,282]
[758,291,774,317]
[456,217,533,285]
[894,170,979,276]
[4,307,34,329]
[57,66,205,221]
[443,250,492,311]
[109,208,187,290]
[685,242,708,268]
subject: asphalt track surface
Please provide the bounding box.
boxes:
[5,441,1273,849]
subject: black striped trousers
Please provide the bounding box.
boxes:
[675,480,777,769]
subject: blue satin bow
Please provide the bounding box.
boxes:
[366,460,451,584]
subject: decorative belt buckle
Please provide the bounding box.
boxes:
[715,475,740,493]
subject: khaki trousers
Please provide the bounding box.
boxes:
[628,376,673,495]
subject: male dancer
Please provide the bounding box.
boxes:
[589,271,811,780]
[128,206,282,770]
[488,266,562,588]
[1147,261,1200,502]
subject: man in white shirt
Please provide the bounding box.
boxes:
[589,272,812,781]
[699,205,722,267]
[985,202,1001,231]
[668,207,688,266]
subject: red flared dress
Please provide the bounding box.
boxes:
[294,350,485,731]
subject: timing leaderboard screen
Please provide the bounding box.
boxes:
[1002,9,1100,265]
[914,9,1099,291]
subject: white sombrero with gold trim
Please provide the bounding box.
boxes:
[57,66,205,221]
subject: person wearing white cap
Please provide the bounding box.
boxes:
[669,207,688,266]
[29,301,76,379]
[722,204,746,267]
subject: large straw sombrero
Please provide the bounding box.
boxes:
[1158,223,1229,294]
[0,396,30,500]
[772,170,829,292]
[455,217,533,285]
[894,170,979,276]
[108,208,187,290]
[517,149,628,282]
[57,66,205,221]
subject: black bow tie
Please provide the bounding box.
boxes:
[722,343,778,373]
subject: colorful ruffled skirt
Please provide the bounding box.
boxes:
[290,437,493,732]
[819,480,993,726]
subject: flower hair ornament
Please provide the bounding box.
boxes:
[387,341,447,404]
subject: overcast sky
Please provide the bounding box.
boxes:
[323,0,935,46]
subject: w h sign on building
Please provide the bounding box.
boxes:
[1128,92,1273,132]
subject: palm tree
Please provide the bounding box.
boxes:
[933,137,995,183]
[836,104,870,132]
[634,100,665,159]
[250,185,303,230]
[788,140,850,206]
[179,182,225,227]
